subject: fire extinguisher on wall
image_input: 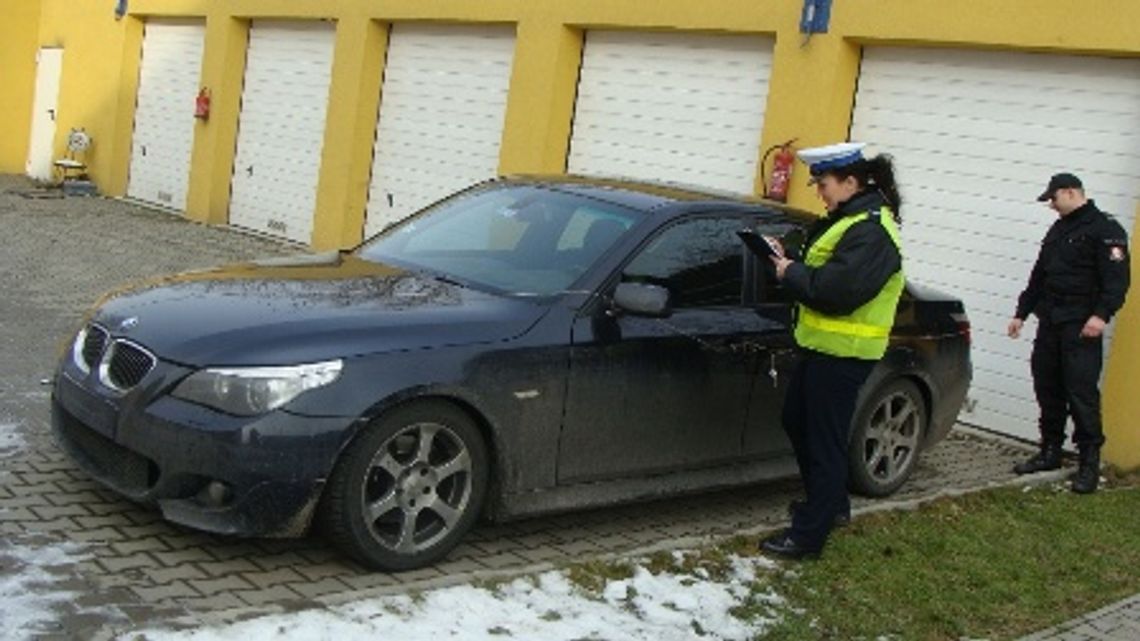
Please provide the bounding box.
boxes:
[194,88,211,121]
[762,139,797,202]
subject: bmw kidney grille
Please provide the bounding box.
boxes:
[74,324,156,391]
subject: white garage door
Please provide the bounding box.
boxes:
[230,21,335,244]
[127,20,205,210]
[364,24,515,238]
[568,30,774,194]
[852,47,1140,442]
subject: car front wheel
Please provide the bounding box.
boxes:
[849,379,926,497]
[320,401,489,571]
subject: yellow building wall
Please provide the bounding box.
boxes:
[0,1,43,172]
[13,0,1140,468]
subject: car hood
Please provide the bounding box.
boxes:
[90,252,549,367]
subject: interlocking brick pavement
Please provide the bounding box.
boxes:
[1019,594,1140,641]
[0,175,1054,640]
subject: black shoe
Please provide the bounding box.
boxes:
[1014,446,1062,475]
[759,532,821,560]
[1071,451,1100,494]
[787,500,851,528]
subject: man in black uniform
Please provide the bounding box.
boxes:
[1008,173,1130,493]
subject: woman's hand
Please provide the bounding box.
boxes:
[770,255,793,280]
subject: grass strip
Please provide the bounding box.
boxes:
[748,478,1140,640]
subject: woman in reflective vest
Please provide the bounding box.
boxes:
[760,142,905,560]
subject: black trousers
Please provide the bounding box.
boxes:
[1031,320,1105,451]
[781,349,874,550]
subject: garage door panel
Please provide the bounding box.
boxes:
[857,76,1140,118]
[569,140,755,182]
[575,74,768,109]
[906,261,1029,303]
[127,20,204,210]
[230,21,335,244]
[377,130,505,158]
[860,111,1139,157]
[906,214,1044,248]
[234,110,333,135]
[963,387,1040,428]
[854,46,1140,441]
[393,23,516,45]
[906,238,1033,273]
[900,154,1140,205]
[365,24,515,237]
[913,275,1025,313]
[577,62,773,94]
[861,46,1140,94]
[905,227,1039,263]
[570,125,764,160]
[573,101,768,134]
[900,183,1117,232]
[860,126,1139,181]
[973,354,1036,383]
[585,30,771,59]
[913,281,1026,320]
[855,91,1140,135]
[568,30,773,194]
[372,87,514,119]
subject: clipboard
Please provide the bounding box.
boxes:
[736,229,784,259]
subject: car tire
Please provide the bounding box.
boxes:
[849,379,927,497]
[320,400,489,571]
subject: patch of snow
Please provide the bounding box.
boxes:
[124,555,783,641]
[0,538,91,639]
[0,422,26,457]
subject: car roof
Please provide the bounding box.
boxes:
[498,174,817,224]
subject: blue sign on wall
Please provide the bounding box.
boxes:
[800,0,834,34]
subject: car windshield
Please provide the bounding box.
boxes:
[357,184,641,296]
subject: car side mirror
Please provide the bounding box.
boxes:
[613,282,672,318]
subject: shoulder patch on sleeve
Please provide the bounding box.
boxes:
[1109,245,1128,262]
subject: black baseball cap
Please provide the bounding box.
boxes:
[1037,173,1083,202]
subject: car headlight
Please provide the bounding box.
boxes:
[171,359,343,416]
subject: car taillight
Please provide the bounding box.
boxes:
[951,312,971,346]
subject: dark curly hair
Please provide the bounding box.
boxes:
[819,154,902,223]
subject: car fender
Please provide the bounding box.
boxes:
[856,345,938,440]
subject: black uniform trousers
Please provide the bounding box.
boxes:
[781,349,874,550]
[1031,319,1105,451]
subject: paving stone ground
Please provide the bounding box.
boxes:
[1019,594,1140,641]
[1,175,1126,641]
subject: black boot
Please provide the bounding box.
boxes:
[1071,450,1100,494]
[1014,445,1062,475]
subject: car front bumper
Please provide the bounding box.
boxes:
[52,366,355,537]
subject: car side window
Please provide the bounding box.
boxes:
[622,217,744,308]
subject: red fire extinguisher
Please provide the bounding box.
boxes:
[194,88,211,121]
[763,139,797,202]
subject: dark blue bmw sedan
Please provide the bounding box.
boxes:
[52,176,971,571]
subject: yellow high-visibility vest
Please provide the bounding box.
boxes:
[794,207,904,360]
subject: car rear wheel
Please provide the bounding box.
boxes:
[849,379,926,497]
[320,401,488,571]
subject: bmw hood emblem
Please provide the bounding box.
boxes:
[118,316,140,331]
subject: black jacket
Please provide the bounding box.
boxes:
[783,190,903,316]
[1015,200,1131,324]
